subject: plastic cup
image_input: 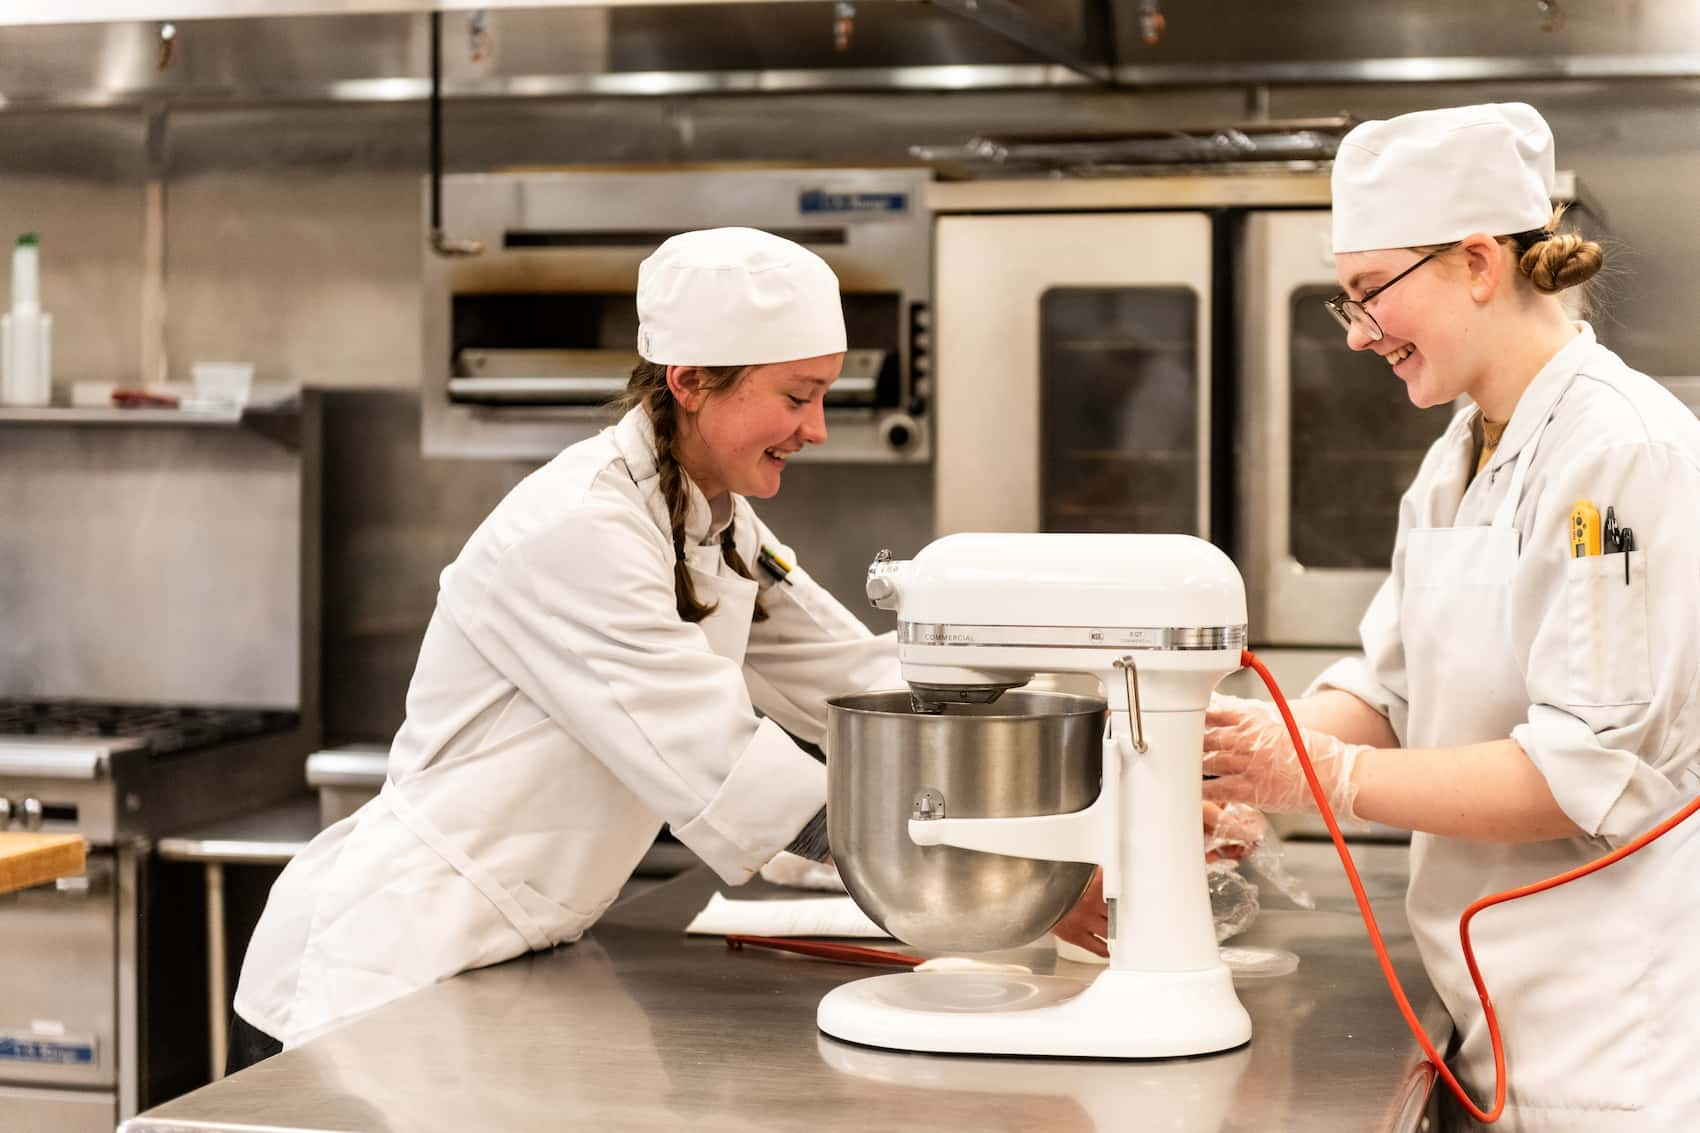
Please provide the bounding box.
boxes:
[191,362,254,409]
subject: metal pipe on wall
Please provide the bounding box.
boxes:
[427,11,481,259]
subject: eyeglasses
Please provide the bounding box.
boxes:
[1324,250,1447,342]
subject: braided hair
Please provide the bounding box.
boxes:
[619,360,769,624]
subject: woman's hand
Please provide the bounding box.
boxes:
[1203,800,1265,863]
[1051,867,1108,958]
[1202,694,1368,822]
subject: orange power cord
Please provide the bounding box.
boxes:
[1241,648,1700,1125]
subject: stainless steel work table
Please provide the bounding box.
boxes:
[124,840,1449,1133]
[156,794,322,1083]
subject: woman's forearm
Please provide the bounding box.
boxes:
[1289,689,1401,748]
[1351,738,1585,842]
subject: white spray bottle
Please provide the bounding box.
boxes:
[1,233,53,407]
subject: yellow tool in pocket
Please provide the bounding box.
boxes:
[1570,499,1602,558]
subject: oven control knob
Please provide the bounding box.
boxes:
[20,797,43,830]
[879,412,920,452]
[0,797,12,828]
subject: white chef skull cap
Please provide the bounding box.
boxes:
[1332,102,1556,254]
[636,227,846,366]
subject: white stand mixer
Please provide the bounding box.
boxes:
[817,532,1253,1058]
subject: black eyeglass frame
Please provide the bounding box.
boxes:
[1323,227,1556,342]
[1323,250,1447,342]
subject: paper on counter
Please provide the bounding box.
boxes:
[684,892,890,939]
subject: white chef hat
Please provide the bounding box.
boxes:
[1332,103,1556,254]
[636,227,846,366]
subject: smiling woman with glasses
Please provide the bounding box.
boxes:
[1203,101,1700,1132]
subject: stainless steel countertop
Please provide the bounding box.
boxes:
[155,794,321,865]
[124,841,1449,1133]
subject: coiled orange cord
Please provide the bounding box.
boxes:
[1241,648,1700,1124]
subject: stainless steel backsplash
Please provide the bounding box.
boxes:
[0,407,318,710]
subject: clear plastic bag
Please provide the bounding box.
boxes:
[1207,859,1260,943]
[1204,801,1314,945]
[1206,805,1305,976]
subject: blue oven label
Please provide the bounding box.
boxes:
[799,189,910,216]
[0,1030,96,1065]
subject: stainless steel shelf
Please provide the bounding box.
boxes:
[0,406,243,425]
[0,395,306,448]
[0,392,298,425]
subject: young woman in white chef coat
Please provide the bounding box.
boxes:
[1205,104,1700,1131]
[229,228,1109,1070]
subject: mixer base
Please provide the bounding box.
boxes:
[817,967,1251,1058]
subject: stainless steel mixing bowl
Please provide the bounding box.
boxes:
[826,689,1105,953]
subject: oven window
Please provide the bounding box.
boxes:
[1288,285,1455,568]
[1039,286,1200,535]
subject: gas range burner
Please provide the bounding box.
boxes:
[0,700,296,757]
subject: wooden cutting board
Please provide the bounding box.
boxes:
[0,832,87,896]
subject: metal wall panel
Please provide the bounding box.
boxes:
[0,112,146,391]
[0,421,306,707]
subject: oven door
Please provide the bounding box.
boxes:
[0,1085,114,1133]
[935,211,1212,536]
[1237,209,1457,647]
[0,854,117,1094]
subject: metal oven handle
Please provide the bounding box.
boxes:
[448,376,627,404]
[0,748,103,780]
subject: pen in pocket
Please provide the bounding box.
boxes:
[1601,506,1636,585]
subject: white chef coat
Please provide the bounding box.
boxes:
[236,408,899,1047]
[1314,326,1700,1130]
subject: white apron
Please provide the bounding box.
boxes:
[685,545,759,667]
[1400,389,1687,1131]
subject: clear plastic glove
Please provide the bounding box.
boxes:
[1202,693,1368,823]
[1202,800,1265,863]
